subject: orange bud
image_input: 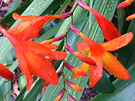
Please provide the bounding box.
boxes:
[126,13,135,21]
[0,63,14,81]
[54,89,65,101]
[64,62,87,76]
[65,80,82,92]
[117,0,134,9]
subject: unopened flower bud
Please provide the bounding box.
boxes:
[68,94,76,101]
[65,79,82,92]
[54,89,65,101]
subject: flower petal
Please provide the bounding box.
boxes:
[42,81,50,86]
[77,2,121,41]
[77,41,89,53]
[89,53,103,87]
[24,41,67,60]
[23,51,59,86]
[72,63,89,78]
[102,51,130,80]
[74,51,96,65]
[12,13,38,20]
[99,32,133,51]
[117,0,134,9]
[16,51,33,90]
[0,63,14,81]
[40,43,58,50]
[79,32,104,55]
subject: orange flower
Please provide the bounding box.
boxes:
[126,13,135,21]
[0,25,67,90]
[117,0,134,9]
[70,24,133,87]
[6,13,70,41]
[0,63,14,81]
[78,1,121,41]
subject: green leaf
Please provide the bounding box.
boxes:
[40,0,65,15]
[0,82,11,101]
[91,64,135,101]
[117,0,126,33]
[23,79,43,101]
[6,0,21,15]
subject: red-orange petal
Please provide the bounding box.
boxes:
[117,0,134,9]
[89,53,103,87]
[126,13,135,21]
[42,81,50,86]
[79,32,104,55]
[78,3,121,41]
[102,51,130,80]
[16,50,33,90]
[12,13,38,20]
[99,32,133,51]
[72,63,89,78]
[23,41,67,60]
[23,51,59,86]
[0,63,14,81]
[77,41,89,53]
[74,51,96,65]
[41,43,58,50]
[65,79,82,92]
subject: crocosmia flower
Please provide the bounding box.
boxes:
[0,25,67,90]
[117,0,134,9]
[0,63,14,81]
[78,1,121,41]
[70,24,133,87]
[7,13,70,41]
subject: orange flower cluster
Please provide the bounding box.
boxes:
[0,0,134,100]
